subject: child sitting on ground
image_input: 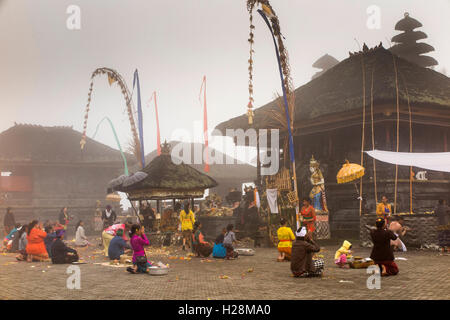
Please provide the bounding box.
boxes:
[223,224,239,260]
[212,228,227,259]
[3,223,21,252]
[16,225,28,261]
[334,240,352,268]
[75,220,90,247]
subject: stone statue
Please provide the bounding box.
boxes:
[309,156,328,213]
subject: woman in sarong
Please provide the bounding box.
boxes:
[192,221,212,258]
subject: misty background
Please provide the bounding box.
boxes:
[1,0,449,164]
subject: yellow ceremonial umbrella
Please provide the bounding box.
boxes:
[337,160,365,184]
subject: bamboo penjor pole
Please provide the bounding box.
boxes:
[246,1,300,228]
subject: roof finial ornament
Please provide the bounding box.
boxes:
[404,12,409,18]
[161,140,171,155]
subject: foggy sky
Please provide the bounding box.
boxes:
[1,0,449,163]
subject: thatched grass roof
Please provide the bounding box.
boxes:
[131,141,256,180]
[215,46,450,134]
[117,153,218,193]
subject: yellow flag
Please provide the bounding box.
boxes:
[261,4,274,18]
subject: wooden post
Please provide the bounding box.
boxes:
[444,129,448,152]
[385,123,391,150]
[256,130,261,189]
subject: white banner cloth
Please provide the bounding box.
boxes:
[366,150,450,173]
[266,188,278,214]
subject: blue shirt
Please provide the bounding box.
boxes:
[5,228,17,240]
[44,232,57,258]
[108,235,129,260]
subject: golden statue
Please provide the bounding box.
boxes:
[309,156,328,213]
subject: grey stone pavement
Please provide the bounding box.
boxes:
[0,236,449,300]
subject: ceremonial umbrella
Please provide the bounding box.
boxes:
[336,160,365,184]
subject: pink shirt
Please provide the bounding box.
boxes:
[130,233,149,263]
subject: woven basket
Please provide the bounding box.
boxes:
[287,191,298,204]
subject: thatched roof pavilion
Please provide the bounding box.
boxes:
[214,44,450,238]
[110,142,218,201]
[130,141,256,197]
[215,45,450,140]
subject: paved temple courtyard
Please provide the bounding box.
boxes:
[0,237,448,300]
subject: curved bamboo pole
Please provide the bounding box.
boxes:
[80,67,141,164]
[247,0,300,228]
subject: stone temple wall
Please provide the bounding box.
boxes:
[360,213,439,248]
[1,165,123,236]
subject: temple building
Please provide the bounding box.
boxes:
[215,45,450,239]
[0,124,135,234]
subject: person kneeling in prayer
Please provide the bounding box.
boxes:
[192,221,213,258]
[127,224,151,274]
[51,229,79,264]
[370,218,399,276]
[291,227,323,277]
[277,218,295,262]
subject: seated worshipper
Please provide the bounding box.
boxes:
[277,218,295,262]
[51,229,79,264]
[102,223,130,257]
[370,218,399,276]
[334,240,353,268]
[3,223,20,252]
[108,229,131,260]
[26,220,49,262]
[44,225,57,258]
[291,227,324,277]
[75,220,90,247]
[212,228,227,259]
[223,224,239,259]
[389,216,408,252]
[127,225,151,274]
[192,221,213,258]
[16,225,28,261]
